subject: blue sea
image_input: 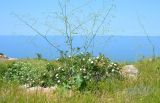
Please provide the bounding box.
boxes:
[0,35,160,62]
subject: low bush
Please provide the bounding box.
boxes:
[4,60,49,87]
[3,53,122,91]
[0,61,14,78]
[47,53,122,90]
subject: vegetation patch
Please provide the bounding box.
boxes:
[2,53,122,90]
[0,57,160,103]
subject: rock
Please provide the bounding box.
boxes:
[19,84,30,89]
[0,53,17,61]
[121,65,139,79]
[26,86,42,92]
[24,86,57,94]
[8,57,17,60]
[0,54,8,59]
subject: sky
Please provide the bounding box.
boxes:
[0,0,160,36]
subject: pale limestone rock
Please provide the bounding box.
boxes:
[8,57,17,60]
[26,86,57,94]
[121,65,139,79]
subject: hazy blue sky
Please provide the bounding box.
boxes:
[0,0,160,36]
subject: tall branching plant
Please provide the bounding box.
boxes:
[137,16,156,61]
[13,0,115,59]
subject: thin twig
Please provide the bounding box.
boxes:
[86,5,114,50]
[137,15,156,60]
[12,13,62,52]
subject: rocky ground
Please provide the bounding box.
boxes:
[0,54,17,61]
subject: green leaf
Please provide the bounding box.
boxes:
[74,74,83,88]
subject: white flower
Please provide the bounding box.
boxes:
[91,61,94,64]
[96,56,99,59]
[80,68,82,71]
[106,72,109,74]
[57,80,60,83]
[108,64,112,67]
[111,62,114,65]
[57,67,61,70]
[114,64,117,66]
[112,69,115,72]
[83,76,87,79]
[88,58,91,62]
[83,58,85,61]
[40,81,44,84]
[83,68,86,71]
[55,74,59,77]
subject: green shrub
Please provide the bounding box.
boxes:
[47,53,122,90]
[4,61,48,87]
[0,64,8,78]
[0,61,14,78]
[3,53,122,91]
